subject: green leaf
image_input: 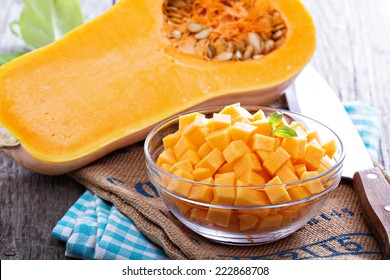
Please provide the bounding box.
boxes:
[269,111,283,131]
[19,0,84,50]
[272,126,298,138]
[0,51,28,66]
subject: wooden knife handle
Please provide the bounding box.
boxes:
[353,167,390,259]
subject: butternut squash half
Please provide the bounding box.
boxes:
[0,0,315,175]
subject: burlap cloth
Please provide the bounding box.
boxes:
[69,143,388,260]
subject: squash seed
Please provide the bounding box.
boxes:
[248,32,263,54]
[252,54,264,60]
[263,40,275,54]
[206,44,217,59]
[243,45,254,60]
[194,28,212,40]
[214,51,233,62]
[187,23,204,33]
[235,50,242,61]
[172,30,182,39]
[272,29,285,40]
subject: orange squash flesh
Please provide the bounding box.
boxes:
[0,0,315,174]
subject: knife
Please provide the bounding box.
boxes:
[286,65,390,259]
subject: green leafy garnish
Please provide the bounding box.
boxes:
[0,0,84,65]
[269,111,298,138]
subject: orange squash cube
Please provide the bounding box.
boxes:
[275,162,299,183]
[321,138,337,159]
[215,172,236,185]
[251,134,279,152]
[257,213,283,231]
[233,152,262,177]
[287,185,311,200]
[239,214,259,231]
[206,208,231,227]
[294,163,307,178]
[166,169,194,197]
[238,170,266,186]
[156,149,176,166]
[264,176,291,204]
[178,149,201,167]
[230,121,257,143]
[281,136,307,159]
[255,149,271,163]
[250,119,271,136]
[304,143,326,170]
[188,178,214,203]
[195,148,225,175]
[174,136,197,159]
[162,131,181,150]
[263,147,291,176]
[192,167,212,181]
[189,207,209,223]
[169,159,193,174]
[197,142,212,159]
[235,188,271,206]
[307,130,322,144]
[212,113,231,131]
[301,171,325,194]
[179,112,205,131]
[217,162,234,173]
[222,140,251,164]
[205,128,231,151]
[252,109,266,121]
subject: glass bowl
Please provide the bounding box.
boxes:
[144,106,345,245]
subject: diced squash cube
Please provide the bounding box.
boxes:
[235,188,271,206]
[206,128,231,151]
[217,162,234,173]
[184,126,210,148]
[287,185,311,200]
[275,161,299,183]
[189,207,209,222]
[169,159,193,174]
[239,214,259,231]
[307,130,322,144]
[156,149,176,166]
[233,153,262,177]
[197,142,212,158]
[195,148,225,175]
[174,136,197,159]
[179,112,205,131]
[238,170,266,186]
[301,171,325,194]
[321,139,337,159]
[212,113,231,131]
[294,163,307,178]
[250,119,271,136]
[255,150,271,163]
[252,109,266,121]
[264,176,291,204]
[178,149,201,166]
[206,208,231,227]
[263,147,291,175]
[257,213,283,231]
[222,140,251,164]
[163,131,181,150]
[251,134,279,152]
[192,167,212,181]
[215,172,236,185]
[188,178,214,203]
[166,169,194,197]
[230,122,257,143]
[281,136,307,159]
[304,143,326,170]
[290,121,308,133]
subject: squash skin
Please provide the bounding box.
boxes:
[0,0,316,175]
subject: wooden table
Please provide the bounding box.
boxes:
[1,0,389,260]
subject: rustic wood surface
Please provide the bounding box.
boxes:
[0,0,389,260]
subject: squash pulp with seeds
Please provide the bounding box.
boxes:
[0,0,316,175]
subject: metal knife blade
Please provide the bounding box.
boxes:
[286,65,390,259]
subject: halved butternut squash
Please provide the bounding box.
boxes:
[0,0,316,174]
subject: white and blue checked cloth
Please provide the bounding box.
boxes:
[52,101,381,260]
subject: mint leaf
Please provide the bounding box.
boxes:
[269,111,283,131]
[19,0,84,50]
[272,126,298,138]
[0,51,28,66]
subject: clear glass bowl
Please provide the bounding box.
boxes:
[144,106,345,245]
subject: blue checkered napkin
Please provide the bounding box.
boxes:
[344,101,381,161]
[52,190,169,260]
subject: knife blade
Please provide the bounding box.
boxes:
[286,65,390,259]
